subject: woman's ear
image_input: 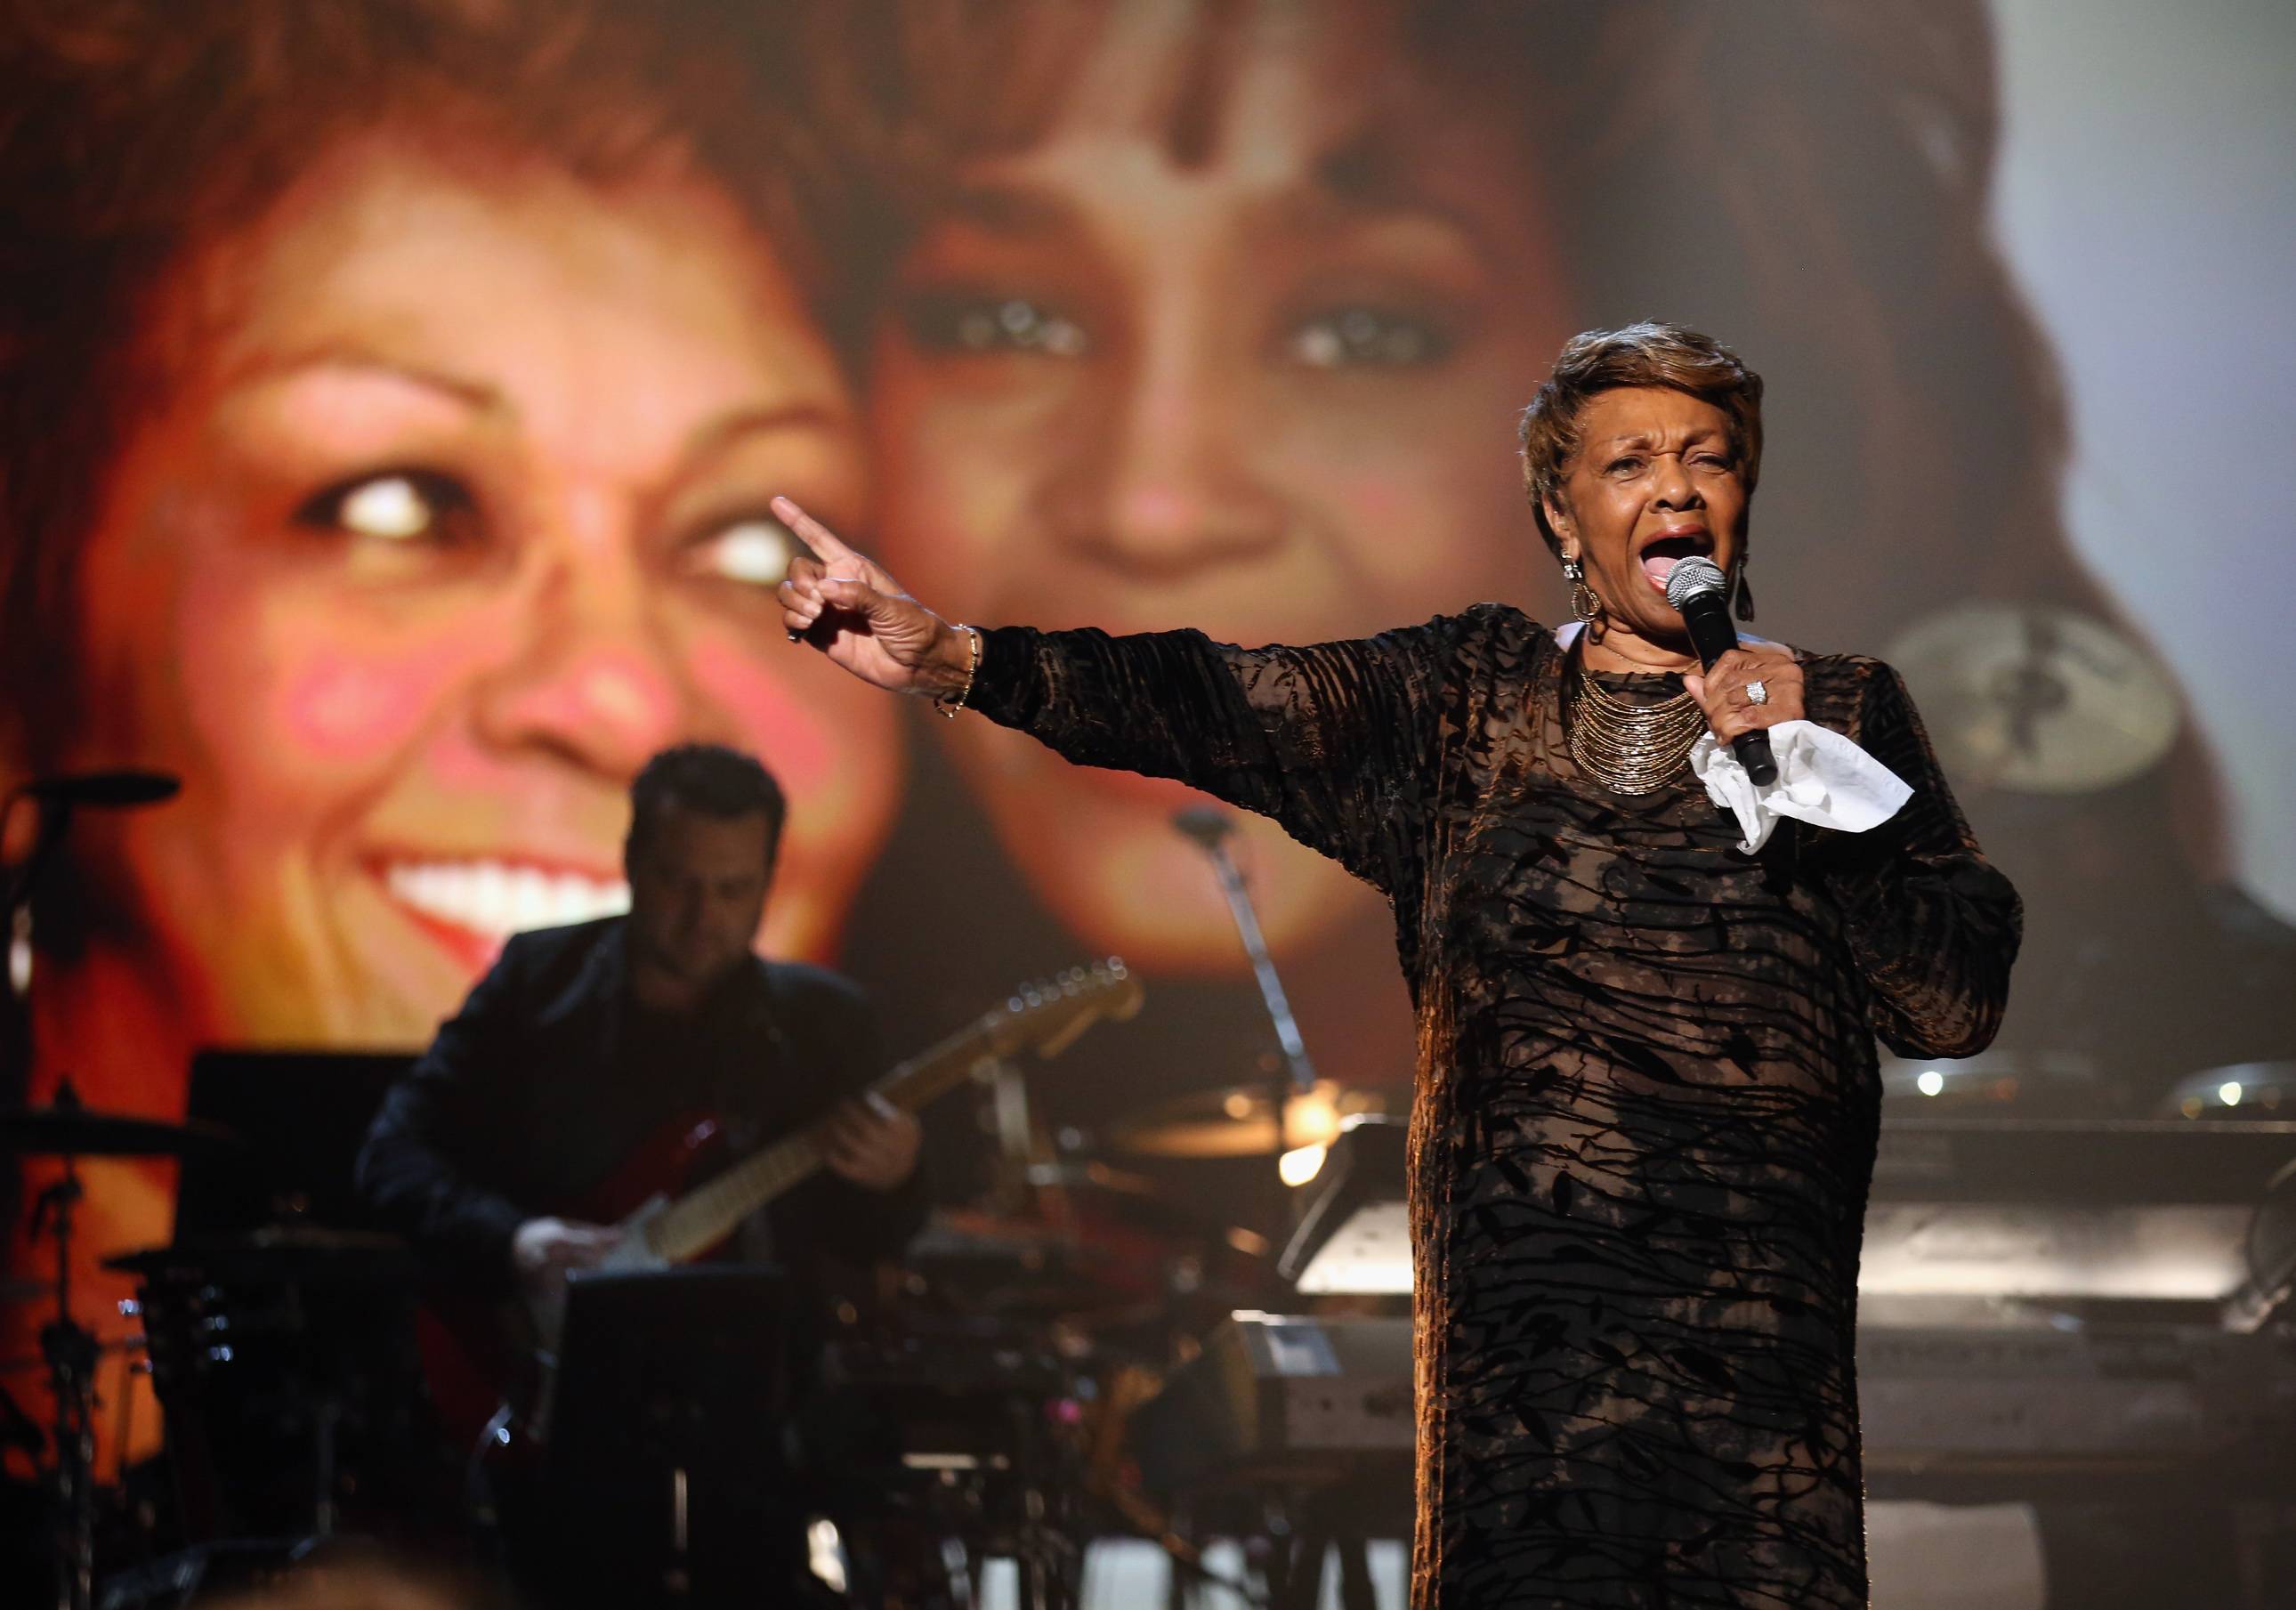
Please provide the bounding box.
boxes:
[1541,493,1571,543]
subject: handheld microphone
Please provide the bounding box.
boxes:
[1662,558,1778,787]
[16,770,182,808]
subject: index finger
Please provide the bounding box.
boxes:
[772,496,864,570]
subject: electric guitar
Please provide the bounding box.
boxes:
[424,960,1144,1447]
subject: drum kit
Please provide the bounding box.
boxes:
[0,1056,1403,1607]
[2,1097,450,1604]
[0,773,1389,1606]
[808,1080,1399,1608]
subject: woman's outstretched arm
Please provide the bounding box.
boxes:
[772,497,1449,894]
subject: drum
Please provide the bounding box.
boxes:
[107,1230,440,1543]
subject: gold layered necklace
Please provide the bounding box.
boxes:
[1565,654,1706,796]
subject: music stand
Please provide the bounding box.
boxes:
[161,1050,431,1545]
[176,1048,412,1234]
[531,1266,807,1605]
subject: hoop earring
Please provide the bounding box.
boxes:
[1562,554,1603,625]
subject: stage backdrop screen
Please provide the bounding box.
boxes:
[3,0,2291,1468]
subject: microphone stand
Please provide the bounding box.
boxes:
[4,779,179,1610]
[31,1119,97,1610]
[1173,812,1319,1212]
[4,796,92,1610]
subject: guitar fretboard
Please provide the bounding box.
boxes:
[639,967,1135,1263]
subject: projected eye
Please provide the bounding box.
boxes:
[903,292,1088,358]
[296,469,476,545]
[1282,306,1451,369]
[685,514,802,587]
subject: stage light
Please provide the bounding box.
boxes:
[1916,1070,1944,1096]
[1279,1143,1329,1187]
[806,1518,848,1594]
[2162,1062,2292,1121]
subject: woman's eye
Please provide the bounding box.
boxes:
[1607,457,1645,477]
[685,514,800,587]
[296,469,475,544]
[1283,306,1451,369]
[902,292,1088,358]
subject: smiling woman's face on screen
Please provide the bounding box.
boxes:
[57,133,901,1051]
[867,0,1572,971]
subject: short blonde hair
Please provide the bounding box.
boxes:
[1517,323,1766,559]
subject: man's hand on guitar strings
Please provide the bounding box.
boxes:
[821,1094,922,1193]
[511,1216,623,1295]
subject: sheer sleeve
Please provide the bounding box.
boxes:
[968,617,1464,899]
[1817,661,2023,1058]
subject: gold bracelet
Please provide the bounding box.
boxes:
[934,623,982,719]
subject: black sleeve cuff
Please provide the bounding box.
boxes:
[966,625,1041,727]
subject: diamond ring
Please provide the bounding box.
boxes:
[1745,679,1770,706]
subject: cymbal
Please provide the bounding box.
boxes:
[1019,1160,1239,1242]
[926,1165,1218,1254]
[1880,1048,2110,1112]
[2160,1061,2296,1121]
[0,1104,243,1160]
[1022,1159,1163,1199]
[1886,603,2180,794]
[103,1227,415,1284]
[1106,1078,1390,1159]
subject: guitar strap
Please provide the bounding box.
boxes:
[705,960,796,1130]
[700,959,799,1265]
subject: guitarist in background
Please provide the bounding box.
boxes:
[357,740,926,1371]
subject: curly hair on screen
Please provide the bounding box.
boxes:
[0,0,853,767]
[820,1,2067,617]
[817,0,2226,862]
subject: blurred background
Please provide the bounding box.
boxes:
[2,2,2291,1606]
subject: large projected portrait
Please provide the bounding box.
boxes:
[0,0,908,1047]
[829,0,2292,1140]
[4,0,2291,1482]
[0,0,911,1452]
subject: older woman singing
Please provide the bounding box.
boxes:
[777,323,2019,1610]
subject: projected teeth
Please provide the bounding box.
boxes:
[383,861,630,938]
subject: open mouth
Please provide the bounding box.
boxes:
[1637,530,1713,592]
[379,857,630,946]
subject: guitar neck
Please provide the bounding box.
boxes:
[640,1014,997,1265]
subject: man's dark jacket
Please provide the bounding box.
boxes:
[355,917,926,1296]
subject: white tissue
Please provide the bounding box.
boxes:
[1690,719,1912,854]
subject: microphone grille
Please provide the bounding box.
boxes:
[1663,555,1728,611]
[1172,805,1234,847]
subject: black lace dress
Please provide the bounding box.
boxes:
[969,603,2019,1610]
